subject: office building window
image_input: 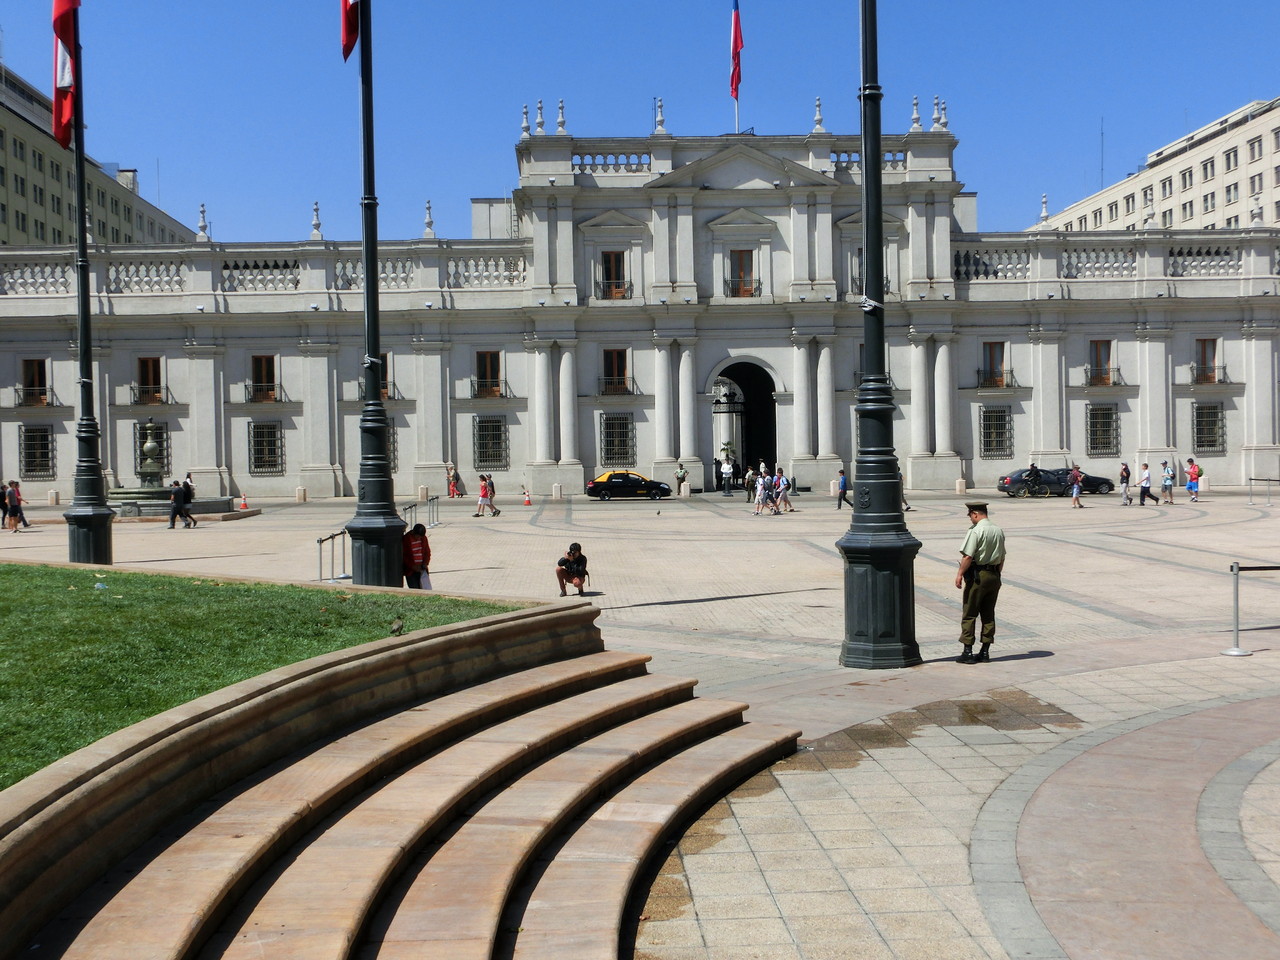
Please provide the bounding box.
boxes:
[1224,147,1239,171]
[1107,201,1119,221]
[979,407,1013,460]
[1158,209,1172,227]
[248,422,285,475]
[1180,168,1194,190]
[1202,192,1216,213]
[599,412,637,467]
[1142,186,1154,206]
[1192,402,1225,455]
[1248,136,1264,162]
[13,174,25,197]
[1180,201,1195,221]
[1086,404,1120,458]
[1249,173,1264,195]
[1224,183,1239,204]
[1201,158,1215,180]
[1123,194,1136,215]
[1160,177,1173,199]
[11,138,25,161]
[473,415,509,471]
[19,425,55,480]
[1225,215,1240,228]
[1077,216,1088,231]
[1092,209,1103,228]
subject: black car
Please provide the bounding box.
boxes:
[998,468,1114,497]
[585,470,672,500]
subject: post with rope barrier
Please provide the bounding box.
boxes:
[1225,562,1280,657]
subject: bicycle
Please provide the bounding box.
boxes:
[1013,482,1051,498]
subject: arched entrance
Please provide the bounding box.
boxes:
[720,361,777,471]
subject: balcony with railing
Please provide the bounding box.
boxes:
[1190,364,1228,385]
[243,382,289,403]
[14,386,60,407]
[976,368,1019,389]
[1084,366,1123,387]
[470,378,515,399]
[594,280,633,301]
[130,383,177,405]
[724,278,762,298]
[597,377,640,396]
[357,381,406,401]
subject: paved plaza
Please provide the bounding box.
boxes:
[5,485,1280,959]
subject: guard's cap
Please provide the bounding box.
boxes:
[965,501,989,512]
[1160,459,1168,464]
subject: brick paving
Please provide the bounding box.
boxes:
[6,485,1280,958]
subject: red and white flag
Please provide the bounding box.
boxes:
[52,0,79,148]
[341,0,360,61]
[730,0,743,100]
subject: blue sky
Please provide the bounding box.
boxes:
[4,1,1278,242]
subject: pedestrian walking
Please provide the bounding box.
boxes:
[1160,459,1176,504]
[1185,458,1202,501]
[474,475,499,516]
[836,469,851,509]
[1068,464,1084,508]
[955,501,1006,664]
[9,480,29,528]
[168,481,189,529]
[1138,463,1160,506]
[743,466,756,501]
[486,474,499,512]
[402,523,432,589]
[1119,462,1132,505]
[181,472,198,527]
[5,481,21,533]
[898,470,912,511]
[446,464,459,498]
[555,542,588,597]
[720,458,734,495]
[775,468,794,512]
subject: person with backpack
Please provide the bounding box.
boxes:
[1068,465,1084,509]
[1160,459,1176,504]
[775,468,794,512]
[1185,458,1202,502]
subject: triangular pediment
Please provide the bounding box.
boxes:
[578,209,648,231]
[836,210,906,228]
[706,207,775,230]
[648,143,836,191]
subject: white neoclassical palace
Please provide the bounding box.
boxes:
[2,97,1277,499]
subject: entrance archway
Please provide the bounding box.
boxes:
[720,361,777,471]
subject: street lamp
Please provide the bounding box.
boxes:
[835,0,922,669]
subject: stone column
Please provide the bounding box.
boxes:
[1137,323,1172,454]
[652,195,671,293]
[816,337,836,459]
[908,329,931,455]
[791,334,813,459]
[933,334,956,456]
[653,338,674,462]
[557,340,579,465]
[678,339,698,461]
[1028,325,1066,457]
[529,343,554,464]
[1240,319,1280,477]
[673,192,697,302]
[411,339,449,491]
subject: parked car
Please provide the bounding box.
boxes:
[585,470,672,500]
[998,467,1114,497]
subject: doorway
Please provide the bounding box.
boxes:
[719,361,777,471]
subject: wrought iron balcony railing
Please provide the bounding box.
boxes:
[471,378,515,399]
[358,380,406,401]
[594,279,633,300]
[130,383,177,404]
[244,382,288,402]
[976,368,1019,389]
[724,277,762,298]
[1084,366,1123,387]
[597,376,640,396]
[1190,363,1227,385]
[14,386,59,406]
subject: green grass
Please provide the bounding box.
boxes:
[0,565,518,791]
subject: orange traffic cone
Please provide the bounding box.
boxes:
[523,490,532,506]
[239,494,248,510]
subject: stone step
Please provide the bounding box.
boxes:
[507,722,802,960]
[202,672,699,960]
[35,650,653,960]
[361,697,750,960]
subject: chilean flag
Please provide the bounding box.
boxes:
[52,0,79,149]
[730,0,744,100]
[341,0,360,61]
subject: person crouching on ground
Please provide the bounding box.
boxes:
[402,523,432,589]
[556,542,588,597]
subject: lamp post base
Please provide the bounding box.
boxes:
[836,527,923,669]
[347,512,406,587]
[64,504,115,565]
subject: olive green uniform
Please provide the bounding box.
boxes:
[959,517,1006,645]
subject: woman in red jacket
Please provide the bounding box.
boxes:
[402,523,432,589]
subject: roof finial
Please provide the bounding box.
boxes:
[939,99,949,130]
[196,203,209,242]
[1040,194,1048,223]
[930,96,943,132]
[423,201,435,239]
[654,97,666,135]
[555,98,568,135]
[910,96,922,132]
[812,97,826,134]
[534,99,546,135]
[310,201,322,240]
[521,104,531,140]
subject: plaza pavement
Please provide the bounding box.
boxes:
[5,484,1280,959]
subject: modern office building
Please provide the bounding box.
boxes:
[1041,97,1280,233]
[0,66,192,247]
[1,97,1276,499]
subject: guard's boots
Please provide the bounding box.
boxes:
[973,643,992,663]
[956,645,976,664]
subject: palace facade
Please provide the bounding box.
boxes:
[2,99,1277,498]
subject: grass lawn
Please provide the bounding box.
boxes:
[0,564,518,791]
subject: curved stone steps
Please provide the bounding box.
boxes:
[201,672,699,960]
[508,723,802,960]
[32,650,654,960]
[360,697,750,960]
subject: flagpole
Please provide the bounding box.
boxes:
[344,0,405,586]
[60,2,114,564]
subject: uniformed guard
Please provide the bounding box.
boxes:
[955,501,1006,663]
